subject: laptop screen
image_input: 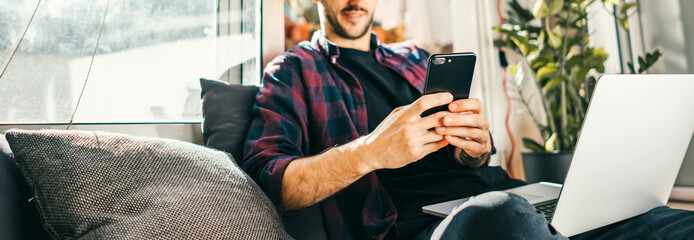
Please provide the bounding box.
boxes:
[675,134,694,187]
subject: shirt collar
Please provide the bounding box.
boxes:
[311,30,390,64]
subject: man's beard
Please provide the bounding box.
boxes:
[324,7,373,40]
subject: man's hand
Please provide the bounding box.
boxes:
[281,93,454,210]
[353,93,454,171]
[434,98,492,164]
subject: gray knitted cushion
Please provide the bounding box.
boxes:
[4,129,292,239]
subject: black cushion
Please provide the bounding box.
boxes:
[5,129,292,239]
[200,78,260,163]
[0,133,50,240]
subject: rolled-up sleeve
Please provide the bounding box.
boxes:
[242,54,309,213]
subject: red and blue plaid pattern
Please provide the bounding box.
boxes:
[243,32,429,240]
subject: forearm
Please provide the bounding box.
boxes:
[281,137,373,211]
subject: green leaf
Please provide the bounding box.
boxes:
[531,50,554,69]
[547,25,563,49]
[509,0,535,23]
[522,137,546,152]
[587,47,609,73]
[638,57,647,73]
[652,49,662,59]
[510,35,527,55]
[618,18,629,30]
[627,62,636,74]
[548,0,565,15]
[602,0,622,5]
[644,49,663,71]
[543,76,564,92]
[494,39,517,49]
[532,61,547,70]
[565,45,582,59]
[510,35,538,56]
[545,133,558,151]
[533,0,549,18]
[571,66,591,85]
[493,24,516,33]
[565,55,583,69]
[620,2,638,15]
[537,63,559,80]
[537,29,547,46]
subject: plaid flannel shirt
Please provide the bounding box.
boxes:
[243,32,429,240]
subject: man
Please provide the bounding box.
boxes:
[243,0,693,239]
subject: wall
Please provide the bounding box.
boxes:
[639,0,694,74]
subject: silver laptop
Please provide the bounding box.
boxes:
[422,74,694,237]
[672,133,694,201]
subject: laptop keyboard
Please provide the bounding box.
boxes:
[535,199,558,221]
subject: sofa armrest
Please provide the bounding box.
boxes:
[0,134,50,240]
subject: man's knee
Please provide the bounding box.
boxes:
[453,191,539,225]
[466,191,535,213]
[435,191,565,239]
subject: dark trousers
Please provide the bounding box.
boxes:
[414,191,694,240]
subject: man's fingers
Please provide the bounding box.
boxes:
[449,98,483,114]
[422,139,450,154]
[422,129,446,143]
[441,113,489,130]
[400,127,444,148]
[419,111,448,130]
[410,93,453,116]
[435,126,487,143]
[445,135,486,157]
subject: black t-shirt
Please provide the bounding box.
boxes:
[336,47,524,239]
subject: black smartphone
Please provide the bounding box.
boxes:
[420,52,476,117]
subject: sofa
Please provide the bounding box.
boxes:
[0,79,327,239]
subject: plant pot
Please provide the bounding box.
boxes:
[521,152,573,184]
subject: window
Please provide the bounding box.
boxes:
[0,0,260,123]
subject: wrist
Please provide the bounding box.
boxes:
[455,147,489,167]
[335,136,377,175]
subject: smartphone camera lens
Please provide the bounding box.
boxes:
[433,58,446,65]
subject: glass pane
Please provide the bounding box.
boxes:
[0,0,259,123]
[217,0,260,86]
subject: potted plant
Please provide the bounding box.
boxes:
[493,0,661,183]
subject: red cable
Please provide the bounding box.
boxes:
[497,0,517,177]
[502,68,516,178]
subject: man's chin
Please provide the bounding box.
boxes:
[325,14,372,40]
[335,24,371,40]
[342,31,370,40]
